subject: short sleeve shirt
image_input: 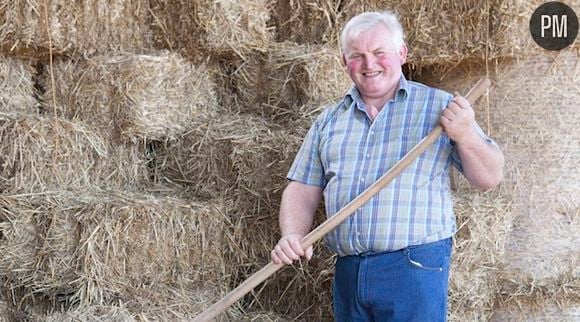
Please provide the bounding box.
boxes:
[287,76,496,256]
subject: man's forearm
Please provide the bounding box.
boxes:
[279,181,322,237]
[457,130,504,190]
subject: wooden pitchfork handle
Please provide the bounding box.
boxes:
[193,78,491,322]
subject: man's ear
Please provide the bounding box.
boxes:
[399,44,408,65]
[341,53,347,67]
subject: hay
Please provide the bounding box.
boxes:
[267,0,341,45]
[233,41,351,122]
[0,300,13,322]
[228,120,305,210]
[43,51,218,141]
[0,0,152,56]
[237,310,291,321]
[154,111,332,319]
[0,55,37,114]
[448,186,514,321]
[494,268,580,319]
[39,287,228,322]
[224,205,336,321]
[488,49,580,283]
[0,190,228,314]
[10,284,232,321]
[0,114,149,193]
[154,113,304,201]
[43,305,134,322]
[150,0,272,61]
[492,302,580,322]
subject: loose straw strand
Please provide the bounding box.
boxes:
[485,0,491,135]
[43,0,57,115]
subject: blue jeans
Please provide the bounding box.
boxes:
[333,238,452,322]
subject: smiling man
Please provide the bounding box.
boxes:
[271,11,504,322]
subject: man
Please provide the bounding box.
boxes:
[271,11,504,322]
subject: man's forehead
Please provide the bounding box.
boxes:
[346,35,398,52]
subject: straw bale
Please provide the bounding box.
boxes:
[0,190,228,309]
[488,49,580,283]
[42,305,134,322]
[493,266,579,321]
[267,0,341,44]
[150,0,272,61]
[0,0,152,56]
[237,310,290,321]
[43,51,218,141]
[0,301,13,322]
[0,195,40,290]
[154,113,304,201]
[233,42,351,122]
[492,303,580,322]
[337,0,541,66]
[448,187,515,321]
[16,286,233,321]
[153,115,252,198]
[0,114,148,193]
[121,284,235,321]
[229,122,305,212]
[222,197,335,321]
[0,56,37,114]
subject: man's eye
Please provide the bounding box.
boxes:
[375,51,385,56]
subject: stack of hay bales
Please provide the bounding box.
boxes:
[232,42,351,121]
[149,0,273,61]
[0,180,228,305]
[42,51,217,141]
[0,2,233,321]
[489,48,580,320]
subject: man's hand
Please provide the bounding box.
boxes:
[440,94,478,144]
[271,233,313,265]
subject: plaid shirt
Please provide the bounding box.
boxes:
[287,76,495,256]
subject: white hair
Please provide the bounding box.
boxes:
[340,11,405,54]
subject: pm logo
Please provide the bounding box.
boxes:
[530,1,578,51]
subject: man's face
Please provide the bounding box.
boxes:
[342,24,407,105]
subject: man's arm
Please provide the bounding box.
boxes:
[440,95,504,190]
[271,181,323,265]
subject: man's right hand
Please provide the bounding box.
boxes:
[271,233,313,265]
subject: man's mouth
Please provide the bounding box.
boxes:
[363,71,381,77]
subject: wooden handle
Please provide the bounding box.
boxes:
[192,78,491,322]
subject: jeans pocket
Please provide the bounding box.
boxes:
[404,240,451,272]
[405,248,443,271]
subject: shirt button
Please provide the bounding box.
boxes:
[366,153,370,158]
[360,178,365,182]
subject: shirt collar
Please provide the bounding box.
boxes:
[344,75,409,110]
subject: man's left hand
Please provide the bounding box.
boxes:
[440,94,478,144]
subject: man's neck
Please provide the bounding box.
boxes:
[361,87,397,112]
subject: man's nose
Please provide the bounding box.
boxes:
[363,54,375,69]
